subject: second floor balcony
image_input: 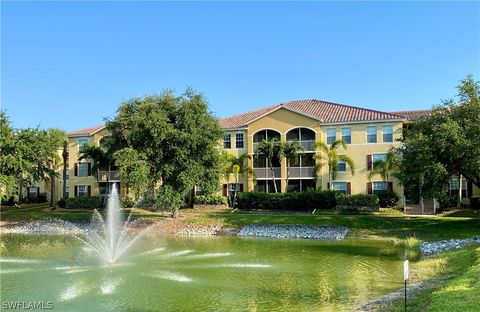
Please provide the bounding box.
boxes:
[254,167,281,179]
[98,170,120,182]
[289,166,315,178]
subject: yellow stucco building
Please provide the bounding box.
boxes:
[36,99,477,206]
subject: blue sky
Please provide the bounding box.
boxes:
[2,1,479,131]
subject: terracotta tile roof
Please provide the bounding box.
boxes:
[219,99,405,128]
[390,110,432,121]
[67,125,105,136]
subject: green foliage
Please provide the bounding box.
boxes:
[65,196,101,209]
[221,152,252,206]
[0,111,65,202]
[395,75,480,199]
[103,89,223,197]
[114,148,149,200]
[121,198,135,208]
[194,195,228,205]
[25,192,47,204]
[153,185,184,217]
[377,190,400,208]
[254,139,282,193]
[368,150,398,182]
[470,196,480,210]
[57,198,66,208]
[313,140,355,187]
[336,194,379,208]
[237,190,337,210]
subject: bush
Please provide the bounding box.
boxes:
[237,190,337,211]
[122,198,135,208]
[194,195,227,205]
[65,196,101,209]
[154,186,184,217]
[57,198,66,208]
[471,196,480,210]
[377,190,400,207]
[37,193,48,203]
[336,194,379,208]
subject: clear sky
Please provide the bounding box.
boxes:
[1,1,479,131]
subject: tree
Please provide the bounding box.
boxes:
[113,148,149,200]
[280,140,305,189]
[103,89,223,216]
[395,75,480,205]
[78,143,113,186]
[254,138,282,193]
[221,152,252,206]
[0,111,65,204]
[314,140,355,190]
[367,150,398,182]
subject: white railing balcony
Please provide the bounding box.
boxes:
[98,170,121,182]
[254,167,281,179]
[289,166,315,178]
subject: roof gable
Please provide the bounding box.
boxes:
[67,125,106,137]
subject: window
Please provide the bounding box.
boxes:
[372,153,387,163]
[77,138,89,148]
[373,181,388,195]
[65,168,70,180]
[228,183,241,191]
[235,133,244,149]
[331,182,347,194]
[194,185,204,196]
[367,126,377,143]
[65,186,69,198]
[341,128,351,144]
[28,187,38,196]
[450,178,468,197]
[326,128,336,145]
[337,160,346,172]
[383,125,393,143]
[223,134,231,149]
[77,185,88,197]
[78,163,89,177]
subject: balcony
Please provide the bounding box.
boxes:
[253,141,280,152]
[292,140,315,151]
[289,166,315,178]
[254,167,281,179]
[98,170,120,182]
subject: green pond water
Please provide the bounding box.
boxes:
[0,234,405,311]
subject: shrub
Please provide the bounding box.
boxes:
[57,198,66,208]
[237,190,337,211]
[336,194,379,208]
[154,186,184,217]
[194,194,227,205]
[377,190,400,208]
[65,196,101,209]
[471,196,480,210]
[122,198,135,208]
[37,193,48,203]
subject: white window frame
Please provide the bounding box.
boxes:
[366,126,377,143]
[326,128,336,145]
[78,162,89,177]
[228,183,241,192]
[372,153,387,163]
[77,185,88,197]
[223,134,231,149]
[332,182,347,194]
[382,125,393,143]
[341,127,351,144]
[337,159,346,172]
[28,187,38,195]
[372,181,388,194]
[235,133,244,149]
[194,185,204,196]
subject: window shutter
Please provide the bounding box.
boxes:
[74,163,78,176]
[346,182,351,194]
[87,185,91,196]
[239,184,244,192]
[87,163,92,176]
[36,187,40,197]
[327,182,330,190]
[367,155,372,171]
[74,186,78,197]
[387,182,393,192]
[367,182,372,194]
[222,184,228,196]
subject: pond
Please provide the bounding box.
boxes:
[1,234,405,311]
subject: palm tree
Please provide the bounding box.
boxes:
[280,140,305,190]
[314,140,355,190]
[254,139,281,193]
[78,144,113,190]
[367,150,398,182]
[221,152,252,206]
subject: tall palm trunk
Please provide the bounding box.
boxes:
[457,174,463,209]
[269,159,278,193]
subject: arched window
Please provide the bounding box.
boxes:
[286,128,315,151]
[253,129,281,143]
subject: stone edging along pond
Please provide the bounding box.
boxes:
[236,224,349,240]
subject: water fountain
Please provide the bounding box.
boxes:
[78,184,148,264]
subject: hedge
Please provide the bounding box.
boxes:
[471,196,480,210]
[336,194,379,208]
[377,190,400,208]
[237,190,337,210]
[65,196,101,209]
[194,195,228,205]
